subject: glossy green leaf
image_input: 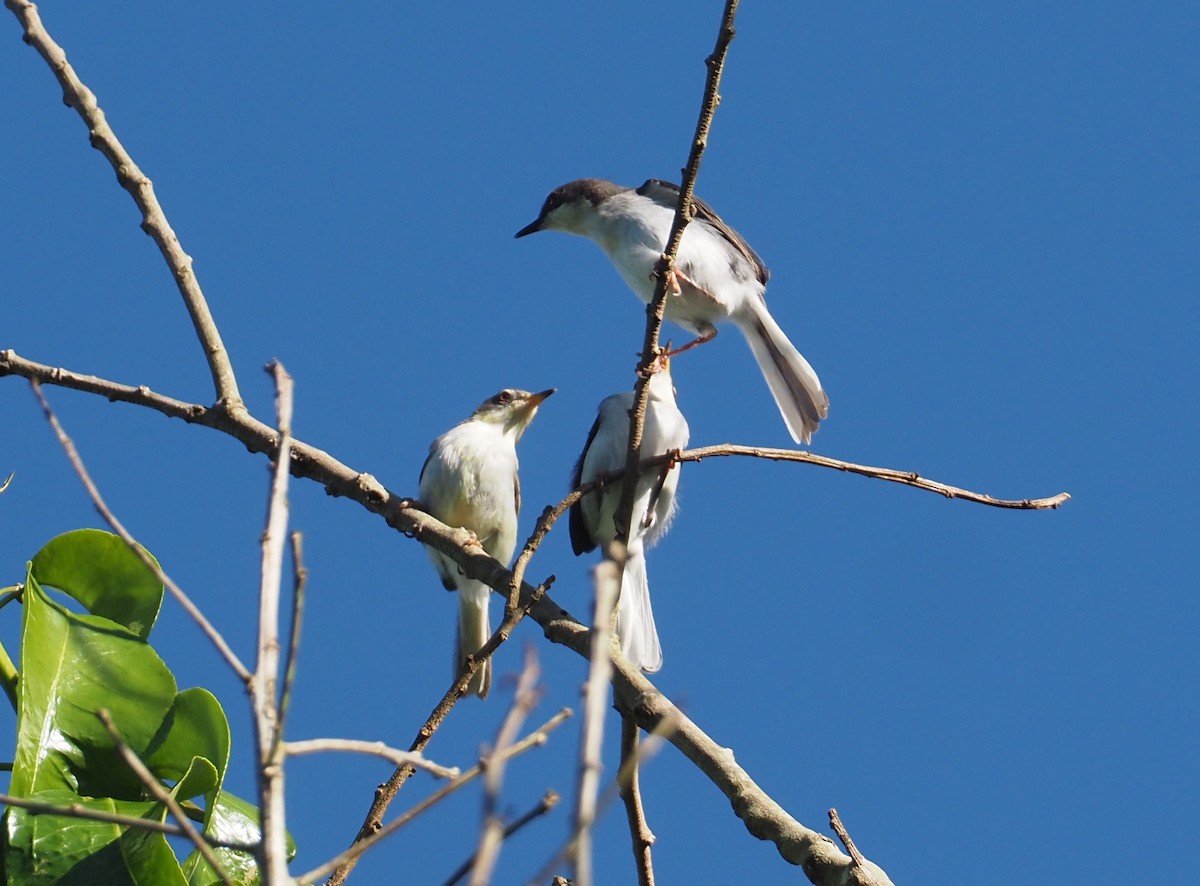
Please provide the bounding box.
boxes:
[182,791,296,886]
[145,688,231,829]
[9,570,176,800]
[4,791,187,885]
[30,529,164,640]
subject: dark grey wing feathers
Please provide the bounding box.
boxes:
[568,414,603,556]
[637,178,769,285]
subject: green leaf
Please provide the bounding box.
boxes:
[4,791,187,885]
[9,570,176,800]
[30,529,164,640]
[145,689,231,829]
[182,792,296,886]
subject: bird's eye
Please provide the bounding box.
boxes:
[496,390,513,405]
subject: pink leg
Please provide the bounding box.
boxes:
[664,329,717,357]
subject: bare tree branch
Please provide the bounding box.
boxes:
[4,0,243,408]
[326,571,553,886]
[0,791,258,852]
[276,532,308,750]
[96,708,234,886]
[469,648,543,886]
[442,790,560,886]
[533,588,895,886]
[2,351,1069,511]
[253,362,294,885]
[828,808,865,869]
[298,708,573,886]
[282,739,458,779]
[614,0,741,542]
[572,558,620,886]
[674,444,1070,509]
[619,714,655,886]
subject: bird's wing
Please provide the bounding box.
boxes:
[636,178,769,285]
[513,470,521,518]
[569,413,603,556]
[418,447,435,491]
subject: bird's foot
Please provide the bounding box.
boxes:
[644,348,672,375]
[649,264,684,295]
[664,330,716,358]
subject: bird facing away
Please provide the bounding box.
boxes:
[516,178,829,444]
[569,357,689,672]
[419,387,554,697]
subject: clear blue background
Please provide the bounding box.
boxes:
[3,3,1196,884]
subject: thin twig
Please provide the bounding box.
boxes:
[326,569,554,886]
[442,790,560,886]
[283,739,459,779]
[0,792,257,852]
[528,706,677,886]
[253,362,294,886]
[828,808,865,868]
[613,0,740,542]
[96,709,233,886]
[673,444,1070,509]
[28,380,252,680]
[300,708,573,886]
[572,558,620,886]
[619,714,655,886]
[276,531,308,746]
[4,0,242,407]
[469,647,543,886]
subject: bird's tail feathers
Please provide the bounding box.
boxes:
[456,581,492,698]
[616,549,663,673]
[737,300,829,445]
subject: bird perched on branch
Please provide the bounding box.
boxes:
[516,177,828,444]
[419,387,555,697]
[570,356,689,672]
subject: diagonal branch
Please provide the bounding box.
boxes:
[442,790,559,886]
[614,0,740,543]
[28,378,252,680]
[97,708,234,886]
[0,791,258,852]
[298,708,574,886]
[4,0,242,408]
[325,570,554,885]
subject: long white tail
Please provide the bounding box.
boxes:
[616,548,663,673]
[736,299,829,444]
[456,581,492,698]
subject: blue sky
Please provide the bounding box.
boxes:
[3,3,1197,884]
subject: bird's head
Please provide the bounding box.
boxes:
[646,352,677,401]
[515,178,623,238]
[471,388,556,438]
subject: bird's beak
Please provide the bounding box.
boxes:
[514,218,542,238]
[525,388,556,407]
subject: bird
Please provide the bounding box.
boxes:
[516,177,829,444]
[418,387,554,697]
[569,355,689,672]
